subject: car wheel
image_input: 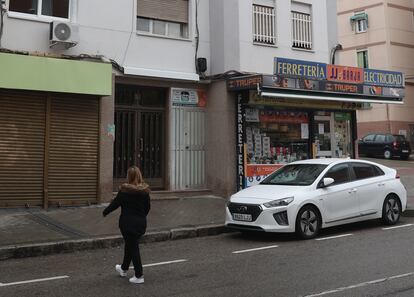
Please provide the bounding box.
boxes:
[384,149,392,159]
[296,205,321,239]
[382,195,401,225]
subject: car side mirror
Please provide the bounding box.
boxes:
[319,177,335,188]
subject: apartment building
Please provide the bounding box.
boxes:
[0,0,210,208]
[336,0,414,140]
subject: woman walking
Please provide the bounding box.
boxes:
[103,166,151,284]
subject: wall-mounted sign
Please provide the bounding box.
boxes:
[273,57,405,89]
[171,88,206,107]
[274,57,327,80]
[327,65,364,84]
[227,75,263,90]
[364,69,404,87]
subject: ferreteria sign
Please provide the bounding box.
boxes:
[227,57,405,104]
[274,57,405,88]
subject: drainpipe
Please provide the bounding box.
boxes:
[330,43,343,65]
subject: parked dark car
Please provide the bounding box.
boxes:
[358,133,411,160]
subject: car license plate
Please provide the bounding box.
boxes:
[402,150,409,153]
[233,213,252,222]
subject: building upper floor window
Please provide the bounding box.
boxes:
[357,50,369,68]
[350,12,368,34]
[137,0,189,39]
[9,0,69,19]
[252,4,276,45]
[291,2,312,50]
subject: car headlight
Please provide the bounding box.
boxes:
[263,197,294,208]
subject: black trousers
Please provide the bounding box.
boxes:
[120,232,143,277]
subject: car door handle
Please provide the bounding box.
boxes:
[377,183,385,187]
[348,189,357,194]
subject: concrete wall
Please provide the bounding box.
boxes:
[2,0,211,78]
[206,81,236,198]
[99,74,115,203]
[208,0,332,76]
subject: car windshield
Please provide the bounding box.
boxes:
[261,164,327,186]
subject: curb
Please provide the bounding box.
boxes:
[0,224,231,261]
[402,208,414,217]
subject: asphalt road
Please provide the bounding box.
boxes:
[1,217,414,297]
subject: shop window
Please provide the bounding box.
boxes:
[137,0,189,39]
[253,4,276,45]
[245,109,310,165]
[9,0,70,19]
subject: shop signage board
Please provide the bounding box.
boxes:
[227,75,263,90]
[171,88,206,107]
[274,57,404,88]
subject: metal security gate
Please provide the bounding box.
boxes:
[114,110,164,189]
[170,107,206,190]
[47,95,99,207]
[0,92,46,207]
[0,91,99,208]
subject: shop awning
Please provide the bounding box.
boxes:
[0,52,112,96]
[350,12,368,22]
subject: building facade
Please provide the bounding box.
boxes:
[337,0,414,140]
[0,0,211,208]
[206,0,404,196]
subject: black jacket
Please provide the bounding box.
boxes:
[103,184,151,236]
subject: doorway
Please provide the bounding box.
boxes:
[313,113,333,158]
[113,85,165,190]
[312,111,352,158]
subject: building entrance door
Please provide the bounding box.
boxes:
[113,85,165,190]
[313,113,334,158]
[170,107,206,190]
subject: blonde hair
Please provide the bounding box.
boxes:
[127,166,144,186]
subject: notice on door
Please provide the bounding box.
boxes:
[318,123,325,135]
[301,123,309,139]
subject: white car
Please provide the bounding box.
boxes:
[226,159,407,239]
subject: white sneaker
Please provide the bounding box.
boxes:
[115,264,127,277]
[129,276,144,284]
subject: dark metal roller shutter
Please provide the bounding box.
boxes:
[0,92,46,207]
[47,95,99,206]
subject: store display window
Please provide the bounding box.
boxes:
[244,107,310,186]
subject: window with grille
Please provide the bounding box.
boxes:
[292,11,312,50]
[253,4,276,45]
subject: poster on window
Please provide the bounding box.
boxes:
[245,164,283,187]
[245,108,260,122]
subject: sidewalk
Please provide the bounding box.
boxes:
[0,194,228,260]
[0,193,413,261]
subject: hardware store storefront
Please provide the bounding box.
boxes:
[0,53,112,208]
[229,58,405,190]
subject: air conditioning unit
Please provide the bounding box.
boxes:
[49,21,79,48]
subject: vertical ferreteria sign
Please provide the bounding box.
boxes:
[236,92,245,191]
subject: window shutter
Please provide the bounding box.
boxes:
[137,0,189,24]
